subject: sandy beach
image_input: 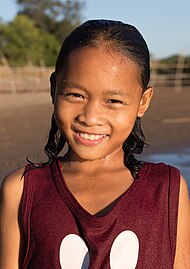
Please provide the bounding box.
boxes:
[0,88,190,183]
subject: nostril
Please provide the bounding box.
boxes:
[75,112,105,127]
[75,117,88,126]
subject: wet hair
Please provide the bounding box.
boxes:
[43,20,150,178]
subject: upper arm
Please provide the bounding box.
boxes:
[0,168,25,269]
[174,175,190,269]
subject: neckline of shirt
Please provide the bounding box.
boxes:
[51,158,152,226]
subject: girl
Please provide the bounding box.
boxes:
[0,20,190,269]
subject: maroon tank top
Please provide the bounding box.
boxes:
[21,159,180,268]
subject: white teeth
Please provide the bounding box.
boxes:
[78,132,106,140]
[83,133,89,139]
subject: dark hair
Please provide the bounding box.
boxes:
[43,20,150,178]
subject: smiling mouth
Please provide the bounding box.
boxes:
[76,131,107,141]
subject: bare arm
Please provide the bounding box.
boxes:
[174,175,190,269]
[0,168,25,269]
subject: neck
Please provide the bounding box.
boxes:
[61,148,125,174]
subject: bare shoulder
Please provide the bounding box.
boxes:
[0,168,25,269]
[0,167,25,206]
[180,174,189,193]
[174,175,190,269]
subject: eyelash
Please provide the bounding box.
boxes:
[65,93,84,99]
[62,93,126,106]
[108,99,125,105]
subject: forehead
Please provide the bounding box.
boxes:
[64,46,139,77]
[56,46,142,96]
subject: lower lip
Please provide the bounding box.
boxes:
[73,132,108,146]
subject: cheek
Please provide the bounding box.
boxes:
[54,103,69,131]
[54,105,62,125]
[114,110,137,128]
[112,111,138,141]
[54,99,71,120]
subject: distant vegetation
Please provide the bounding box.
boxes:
[153,55,190,75]
[0,0,189,67]
[0,0,85,66]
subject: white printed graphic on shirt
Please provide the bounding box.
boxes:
[110,230,139,269]
[59,234,90,269]
[59,230,139,268]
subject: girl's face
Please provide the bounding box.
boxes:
[54,46,152,162]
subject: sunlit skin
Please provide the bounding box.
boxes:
[52,46,153,215]
[54,46,152,169]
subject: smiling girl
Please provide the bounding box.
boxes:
[0,20,190,269]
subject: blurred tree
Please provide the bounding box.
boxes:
[16,0,85,42]
[0,15,59,66]
[155,54,190,75]
[159,55,179,64]
[159,54,190,65]
[185,56,190,63]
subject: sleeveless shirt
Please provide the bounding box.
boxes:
[21,159,180,269]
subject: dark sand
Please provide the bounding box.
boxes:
[0,88,190,182]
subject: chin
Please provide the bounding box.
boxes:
[75,153,105,162]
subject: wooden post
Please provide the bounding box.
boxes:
[175,54,185,93]
[1,55,17,94]
[150,59,159,88]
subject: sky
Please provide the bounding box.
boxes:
[0,0,190,59]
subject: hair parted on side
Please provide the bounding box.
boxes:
[38,20,150,178]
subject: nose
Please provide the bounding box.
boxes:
[76,100,105,126]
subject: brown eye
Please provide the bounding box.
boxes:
[66,93,84,99]
[108,99,125,105]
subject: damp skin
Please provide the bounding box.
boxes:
[54,46,149,164]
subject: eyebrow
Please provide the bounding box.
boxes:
[62,81,129,97]
[102,89,129,97]
[62,81,87,92]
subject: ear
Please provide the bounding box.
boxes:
[50,71,56,104]
[137,87,153,118]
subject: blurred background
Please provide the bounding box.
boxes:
[0,0,190,189]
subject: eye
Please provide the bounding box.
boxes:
[108,99,126,105]
[64,92,84,99]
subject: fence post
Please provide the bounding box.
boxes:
[174,54,185,93]
[151,60,159,88]
[1,56,17,93]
